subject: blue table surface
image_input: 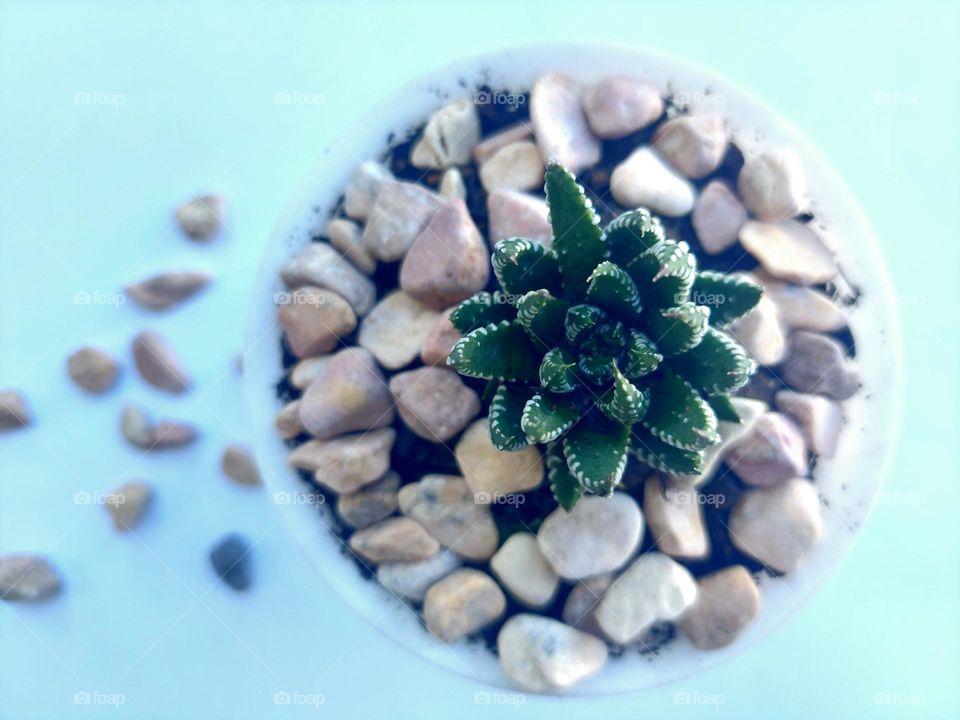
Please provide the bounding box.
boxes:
[1,1,958,718]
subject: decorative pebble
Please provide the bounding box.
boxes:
[726,294,786,366]
[105,480,152,531]
[336,471,399,529]
[775,390,843,457]
[583,76,663,139]
[729,478,822,573]
[125,270,211,311]
[410,99,480,169]
[653,114,728,179]
[327,218,376,275]
[536,493,643,581]
[298,347,395,439]
[176,193,224,241]
[439,168,466,200]
[610,147,696,217]
[739,220,837,285]
[376,549,460,601]
[0,389,32,431]
[289,356,332,390]
[349,517,440,564]
[0,554,62,602]
[763,277,846,333]
[595,552,698,644]
[562,573,614,637]
[419,309,460,366]
[67,346,120,394]
[423,568,506,642]
[691,180,748,254]
[399,198,490,310]
[643,475,710,559]
[725,412,808,486]
[473,122,533,163]
[487,189,553,248]
[120,403,197,450]
[361,181,443,262]
[280,242,376,316]
[221,444,262,487]
[274,400,303,439]
[737,149,806,222]
[209,533,252,591]
[358,291,439,370]
[781,331,860,400]
[398,475,499,561]
[389,367,480,442]
[498,614,608,692]
[344,161,394,221]
[288,428,395,494]
[150,420,198,449]
[132,329,191,393]
[490,532,560,609]
[277,286,357,359]
[530,73,601,173]
[455,419,544,502]
[479,141,545,193]
[679,565,760,649]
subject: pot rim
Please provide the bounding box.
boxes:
[243,41,902,696]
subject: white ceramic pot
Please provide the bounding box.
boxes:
[243,42,901,695]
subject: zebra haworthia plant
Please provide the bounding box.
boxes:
[447,161,762,511]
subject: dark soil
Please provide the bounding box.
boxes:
[273,83,857,656]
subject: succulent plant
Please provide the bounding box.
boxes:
[447,162,762,510]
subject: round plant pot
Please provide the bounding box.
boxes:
[243,42,901,695]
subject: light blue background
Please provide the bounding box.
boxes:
[1,1,957,718]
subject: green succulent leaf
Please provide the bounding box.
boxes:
[489,385,533,450]
[577,353,615,385]
[563,422,630,496]
[623,329,662,378]
[449,292,516,334]
[707,393,741,423]
[603,208,665,266]
[631,428,704,475]
[669,327,756,394]
[447,320,542,383]
[548,443,583,512]
[646,302,710,356]
[521,393,580,443]
[585,261,644,322]
[544,162,607,297]
[643,369,720,450]
[598,365,649,425]
[691,271,763,327]
[492,237,562,296]
[564,304,606,346]
[516,290,569,346]
[539,347,580,393]
[626,239,697,308]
